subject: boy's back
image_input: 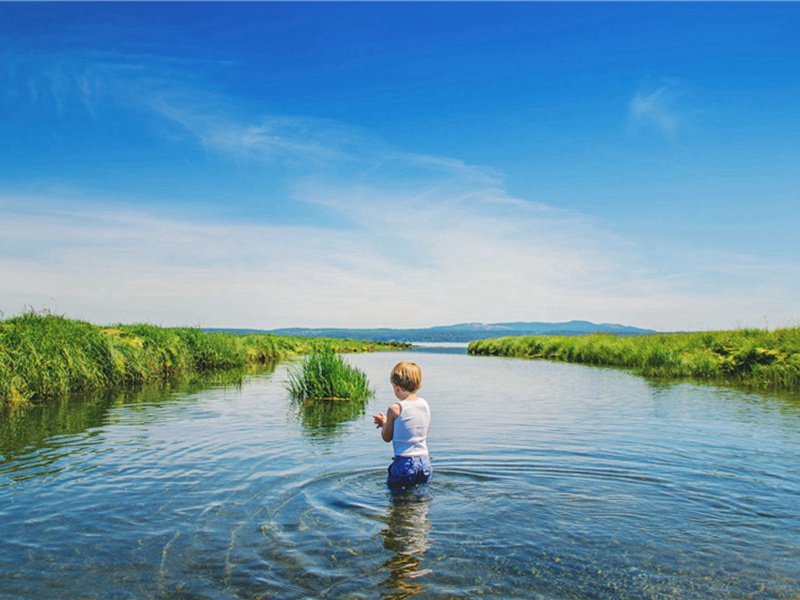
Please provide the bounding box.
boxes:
[373,361,432,488]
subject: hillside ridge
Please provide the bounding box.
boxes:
[205,320,657,343]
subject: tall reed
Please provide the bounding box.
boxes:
[468,328,800,392]
[285,349,374,402]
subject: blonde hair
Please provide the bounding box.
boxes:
[390,361,422,392]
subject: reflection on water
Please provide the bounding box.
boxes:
[0,365,272,468]
[380,493,432,599]
[293,397,368,441]
[1,351,800,598]
[0,391,113,459]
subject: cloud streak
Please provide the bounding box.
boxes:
[629,79,685,139]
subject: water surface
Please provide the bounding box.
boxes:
[2,348,799,598]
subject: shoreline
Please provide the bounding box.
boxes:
[468,328,800,393]
[0,312,406,408]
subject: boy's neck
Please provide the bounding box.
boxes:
[394,386,419,401]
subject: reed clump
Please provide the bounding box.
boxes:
[286,349,374,402]
[0,312,397,408]
[468,328,800,392]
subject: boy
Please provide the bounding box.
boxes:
[373,361,432,488]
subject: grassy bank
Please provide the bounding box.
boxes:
[468,328,800,392]
[0,312,405,408]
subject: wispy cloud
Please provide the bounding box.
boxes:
[4,168,798,332]
[629,78,685,139]
[145,97,361,166]
[0,186,615,327]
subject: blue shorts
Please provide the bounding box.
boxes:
[387,455,432,488]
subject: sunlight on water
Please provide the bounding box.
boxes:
[2,348,800,598]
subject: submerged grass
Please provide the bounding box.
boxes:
[286,349,374,403]
[0,312,400,408]
[468,328,800,392]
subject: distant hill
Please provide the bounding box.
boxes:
[206,321,657,343]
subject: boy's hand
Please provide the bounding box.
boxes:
[373,412,386,428]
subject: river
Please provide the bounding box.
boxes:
[1,345,799,598]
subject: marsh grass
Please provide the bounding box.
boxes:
[468,328,800,392]
[286,349,374,403]
[0,312,396,408]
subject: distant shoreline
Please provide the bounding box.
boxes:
[207,320,656,344]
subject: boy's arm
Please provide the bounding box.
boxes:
[374,403,400,443]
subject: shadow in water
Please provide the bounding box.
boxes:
[379,490,432,599]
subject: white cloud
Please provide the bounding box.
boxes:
[3,176,798,332]
[145,98,359,166]
[629,79,685,139]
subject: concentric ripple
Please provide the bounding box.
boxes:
[1,353,799,598]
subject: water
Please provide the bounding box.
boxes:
[2,347,800,599]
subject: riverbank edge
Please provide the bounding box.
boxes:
[0,313,408,408]
[467,328,800,392]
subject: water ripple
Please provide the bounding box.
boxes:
[3,354,800,599]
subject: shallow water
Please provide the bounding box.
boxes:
[2,347,800,599]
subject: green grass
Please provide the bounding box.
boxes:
[285,348,374,402]
[0,311,400,408]
[468,328,800,392]
[285,349,376,436]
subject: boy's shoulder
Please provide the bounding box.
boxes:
[416,396,430,410]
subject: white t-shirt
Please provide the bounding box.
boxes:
[392,397,430,457]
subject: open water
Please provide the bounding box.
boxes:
[1,346,799,599]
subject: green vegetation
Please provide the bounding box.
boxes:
[468,328,800,392]
[286,350,375,438]
[0,311,402,408]
[286,349,374,402]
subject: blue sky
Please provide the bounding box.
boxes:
[1,2,799,331]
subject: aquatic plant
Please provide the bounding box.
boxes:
[286,349,374,402]
[0,311,398,408]
[468,328,800,392]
